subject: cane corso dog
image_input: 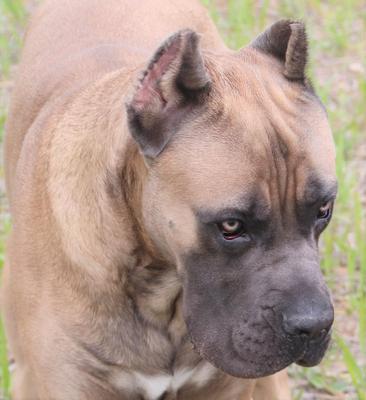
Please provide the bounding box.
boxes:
[2,0,337,399]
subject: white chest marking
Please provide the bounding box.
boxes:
[134,373,171,399]
[115,363,217,400]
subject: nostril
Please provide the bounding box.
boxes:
[297,327,329,339]
[282,313,333,339]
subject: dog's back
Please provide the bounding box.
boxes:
[4,0,224,200]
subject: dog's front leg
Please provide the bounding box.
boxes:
[11,363,130,400]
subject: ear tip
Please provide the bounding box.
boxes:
[275,18,304,25]
[182,30,203,54]
[289,21,308,53]
[159,29,199,53]
[289,20,307,36]
[177,28,200,42]
[270,19,307,35]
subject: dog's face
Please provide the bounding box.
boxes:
[127,22,337,378]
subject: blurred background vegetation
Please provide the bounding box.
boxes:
[0,0,365,398]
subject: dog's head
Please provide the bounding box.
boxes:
[126,21,336,378]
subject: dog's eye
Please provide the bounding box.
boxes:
[317,202,332,220]
[218,219,245,240]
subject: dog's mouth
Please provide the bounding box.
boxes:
[295,330,332,367]
[230,325,332,378]
[187,318,332,380]
[230,319,332,377]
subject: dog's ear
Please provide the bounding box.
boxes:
[250,20,308,81]
[126,29,211,159]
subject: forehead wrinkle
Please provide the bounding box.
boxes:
[214,63,321,217]
[240,94,304,227]
[259,89,304,155]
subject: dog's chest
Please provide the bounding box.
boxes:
[113,362,217,399]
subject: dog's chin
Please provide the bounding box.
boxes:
[211,353,294,379]
[191,338,296,379]
[189,330,300,379]
[189,328,331,379]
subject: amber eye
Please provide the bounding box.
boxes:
[218,219,245,240]
[317,202,332,220]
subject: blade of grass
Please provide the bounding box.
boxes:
[337,336,366,400]
[0,318,10,399]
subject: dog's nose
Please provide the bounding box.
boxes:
[283,312,333,338]
[282,300,334,339]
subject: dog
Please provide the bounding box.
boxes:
[2,0,337,399]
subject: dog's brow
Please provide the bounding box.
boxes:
[304,179,338,206]
[326,182,338,198]
[196,200,270,225]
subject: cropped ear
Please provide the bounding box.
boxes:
[126,29,211,159]
[250,20,308,81]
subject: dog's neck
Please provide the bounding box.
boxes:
[121,141,187,346]
[120,142,155,257]
[48,68,189,363]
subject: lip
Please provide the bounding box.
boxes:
[295,331,331,367]
[228,325,331,378]
[188,321,331,380]
[228,330,303,378]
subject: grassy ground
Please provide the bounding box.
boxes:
[0,0,365,399]
[0,1,26,398]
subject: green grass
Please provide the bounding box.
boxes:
[1,0,365,399]
[0,0,26,397]
[0,0,25,79]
